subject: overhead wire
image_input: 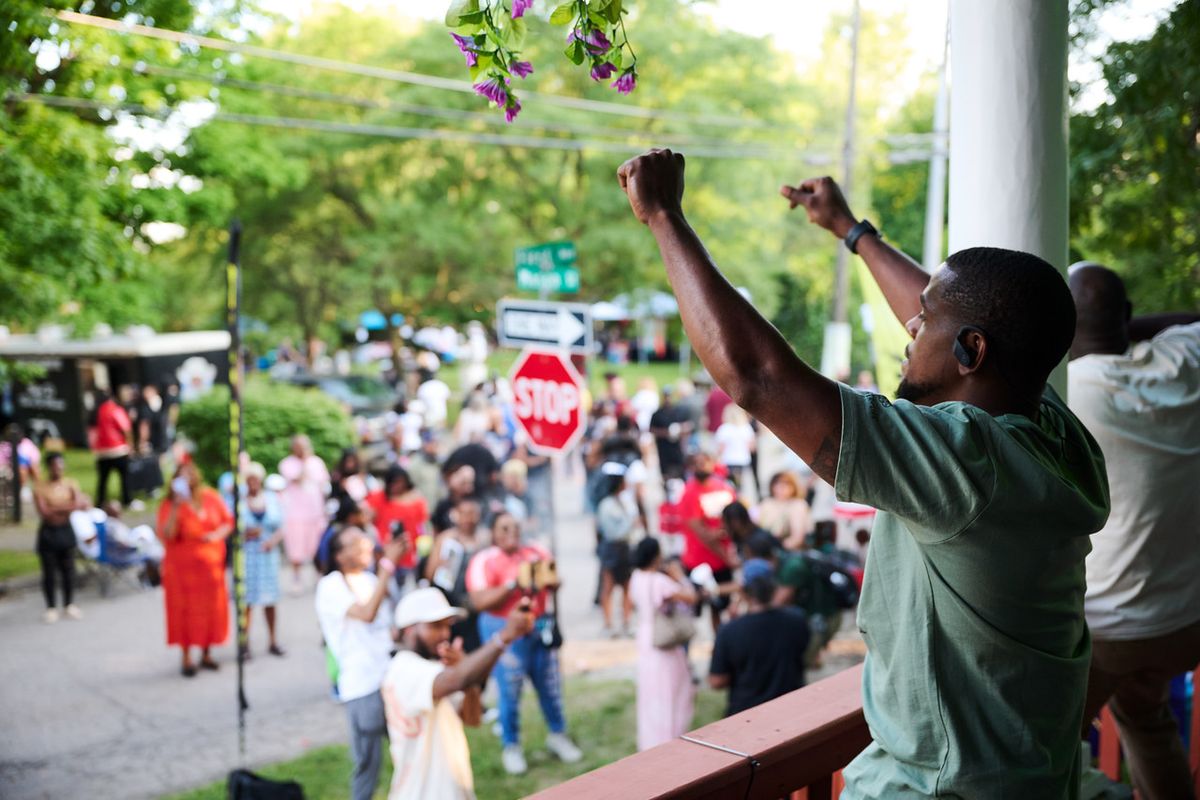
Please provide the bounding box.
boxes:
[81,53,834,157]
[54,9,809,132]
[11,92,829,162]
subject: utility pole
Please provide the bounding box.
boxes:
[821,0,861,379]
[923,5,950,272]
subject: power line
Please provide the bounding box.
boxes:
[12,92,829,162]
[54,9,804,132]
[85,54,826,156]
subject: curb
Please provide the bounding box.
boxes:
[0,571,42,597]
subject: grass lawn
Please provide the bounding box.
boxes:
[165,677,725,800]
[62,447,101,498]
[0,549,41,580]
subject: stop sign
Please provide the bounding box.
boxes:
[509,348,586,454]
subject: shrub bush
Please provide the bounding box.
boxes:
[177,381,355,482]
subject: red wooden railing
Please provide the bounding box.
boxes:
[530,664,869,800]
[534,662,1200,799]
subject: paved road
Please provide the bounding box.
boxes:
[0,462,632,799]
[0,459,863,799]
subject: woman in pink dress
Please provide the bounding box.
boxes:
[277,435,329,590]
[629,537,698,751]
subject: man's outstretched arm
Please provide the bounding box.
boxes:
[618,149,842,484]
[782,177,929,326]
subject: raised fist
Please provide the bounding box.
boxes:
[617,148,686,225]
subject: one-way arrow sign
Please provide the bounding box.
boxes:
[496,299,593,355]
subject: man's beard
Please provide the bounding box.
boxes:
[895,376,943,405]
[413,637,439,661]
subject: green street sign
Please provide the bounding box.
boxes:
[515,241,577,272]
[516,264,580,293]
[515,240,579,294]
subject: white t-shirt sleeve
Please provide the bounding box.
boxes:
[383,651,444,718]
[625,458,648,487]
[314,575,355,646]
[1153,321,1200,356]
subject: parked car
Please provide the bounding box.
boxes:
[279,373,401,471]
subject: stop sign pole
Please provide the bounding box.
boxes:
[509,348,586,559]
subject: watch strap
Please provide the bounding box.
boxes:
[844,219,879,254]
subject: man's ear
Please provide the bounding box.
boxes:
[954,326,988,374]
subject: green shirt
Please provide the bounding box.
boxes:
[836,385,1109,799]
[777,551,839,619]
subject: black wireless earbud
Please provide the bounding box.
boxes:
[953,338,974,367]
[953,326,985,368]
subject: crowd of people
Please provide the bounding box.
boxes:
[10,157,1198,799]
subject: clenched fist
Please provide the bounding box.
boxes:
[617,148,685,225]
[780,176,857,239]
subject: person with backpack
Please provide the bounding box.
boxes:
[774,542,858,670]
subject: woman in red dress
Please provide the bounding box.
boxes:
[157,459,233,677]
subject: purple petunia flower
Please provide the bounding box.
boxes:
[590,61,616,81]
[450,33,478,67]
[474,78,508,107]
[568,27,612,55]
[612,69,637,95]
[510,60,534,79]
[505,98,522,123]
[511,0,532,19]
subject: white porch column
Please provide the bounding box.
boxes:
[948,0,1070,388]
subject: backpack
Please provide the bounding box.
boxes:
[227,769,304,800]
[808,552,860,610]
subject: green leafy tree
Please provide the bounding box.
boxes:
[0,0,245,333]
[1069,0,1200,311]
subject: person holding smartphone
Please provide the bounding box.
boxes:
[156,458,234,677]
[365,465,427,582]
[465,512,582,775]
[316,528,409,800]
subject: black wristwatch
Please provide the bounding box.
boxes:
[844,219,880,254]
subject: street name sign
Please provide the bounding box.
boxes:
[514,241,579,295]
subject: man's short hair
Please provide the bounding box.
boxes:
[1068,261,1129,336]
[721,500,751,526]
[941,247,1076,391]
[744,575,776,606]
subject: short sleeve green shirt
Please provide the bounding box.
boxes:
[836,385,1109,799]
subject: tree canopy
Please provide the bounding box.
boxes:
[1,0,1193,377]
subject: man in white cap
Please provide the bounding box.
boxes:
[382,587,534,800]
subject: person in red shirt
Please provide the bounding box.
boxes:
[679,452,738,632]
[465,513,582,775]
[90,390,133,507]
[703,385,734,435]
[364,466,427,576]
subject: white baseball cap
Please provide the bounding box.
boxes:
[394,588,466,630]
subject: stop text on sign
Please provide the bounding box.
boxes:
[508,347,586,454]
[514,377,580,424]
